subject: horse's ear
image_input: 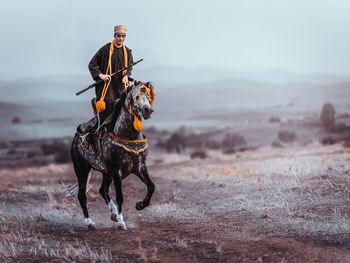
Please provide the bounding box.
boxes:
[148,83,155,107]
[134,80,141,86]
[145,82,151,88]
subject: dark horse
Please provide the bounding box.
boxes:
[70,81,155,230]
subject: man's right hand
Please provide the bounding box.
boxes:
[99,74,111,82]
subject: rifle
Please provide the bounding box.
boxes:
[75,59,143,96]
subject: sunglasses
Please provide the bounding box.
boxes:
[116,34,126,38]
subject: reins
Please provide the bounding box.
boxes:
[105,82,155,154]
[128,83,155,131]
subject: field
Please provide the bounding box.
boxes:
[0,74,349,262]
[0,141,349,262]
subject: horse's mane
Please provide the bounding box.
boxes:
[106,90,129,131]
[105,82,151,132]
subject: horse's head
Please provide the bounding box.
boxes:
[126,81,155,120]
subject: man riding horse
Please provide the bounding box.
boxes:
[79,25,134,136]
[71,24,156,230]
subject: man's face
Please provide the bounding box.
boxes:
[115,33,126,46]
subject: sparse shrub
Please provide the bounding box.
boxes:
[155,127,189,153]
[153,158,164,164]
[320,103,336,131]
[160,132,187,153]
[269,117,280,123]
[321,137,336,145]
[222,133,246,154]
[343,140,350,148]
[12,117,21,124]
[337,113,350,119]
[155,128,223,152]
[41,140,70,163]
[7,149,19,155]
[332,123,349,133]
[272,140,283,148]
[278,130,296,143]
[205,140,221,150]
[190,151,208,159]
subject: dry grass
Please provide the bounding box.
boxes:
[0,224,115,261]
[0,141,349,262]
[155,142,350,245]
[145,203,205,221]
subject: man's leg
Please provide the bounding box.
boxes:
[77,115,98,134]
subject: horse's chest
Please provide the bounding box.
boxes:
[105,146,144,173]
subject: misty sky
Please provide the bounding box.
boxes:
[1,0,350,79]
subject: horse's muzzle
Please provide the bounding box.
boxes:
[142,106,153,119]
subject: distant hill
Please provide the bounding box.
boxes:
[0,71,348,141]
[1,67,349,106]
[136,66,350,86]
[0,74,89,104]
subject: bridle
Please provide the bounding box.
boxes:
[127,82,155,131]
[106,81,155,154]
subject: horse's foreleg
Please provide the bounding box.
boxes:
[99,173,120,222]
[135,165,155,211]
[113,170,127,230]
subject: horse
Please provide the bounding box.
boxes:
[70,81,155,230]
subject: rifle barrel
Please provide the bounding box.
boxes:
[75,59,143,96]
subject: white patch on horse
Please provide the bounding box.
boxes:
[116,213,127,230]
[108,200,118,215]
[84,217,96,229]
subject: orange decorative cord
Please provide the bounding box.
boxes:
[109,132,147,143]
[96,39,129,112]
[127,84,156,131]
[129,105,143,131]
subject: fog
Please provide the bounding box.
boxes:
[0,0,349,140]
[0,0,350,80]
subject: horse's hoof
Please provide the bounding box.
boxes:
[85,218,96,230]
[117,221,127,230]
[111,213,117,222]
[135,201,145,211]
[87,224,96,230]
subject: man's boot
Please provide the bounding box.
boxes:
[77,115,98,135]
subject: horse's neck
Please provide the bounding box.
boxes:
[113,104,143,140]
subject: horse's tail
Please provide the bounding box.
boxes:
[61,170,93,197]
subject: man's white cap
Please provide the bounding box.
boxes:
[114,25,127,34]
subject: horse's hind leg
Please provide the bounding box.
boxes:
[77,168,95,229]
[135,165,155,211]
[71,137,95,229]
[99,173,119,222]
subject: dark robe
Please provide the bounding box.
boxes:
[88,43,133,117]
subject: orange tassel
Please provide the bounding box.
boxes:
[129,105,143,131]
[96,99,106,113]
[133,116,143,131]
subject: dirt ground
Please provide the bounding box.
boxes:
[0,141,349,262]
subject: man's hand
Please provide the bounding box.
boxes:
[122,75,129,85]
[99,74,111,82]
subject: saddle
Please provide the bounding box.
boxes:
[77,91,127,136]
